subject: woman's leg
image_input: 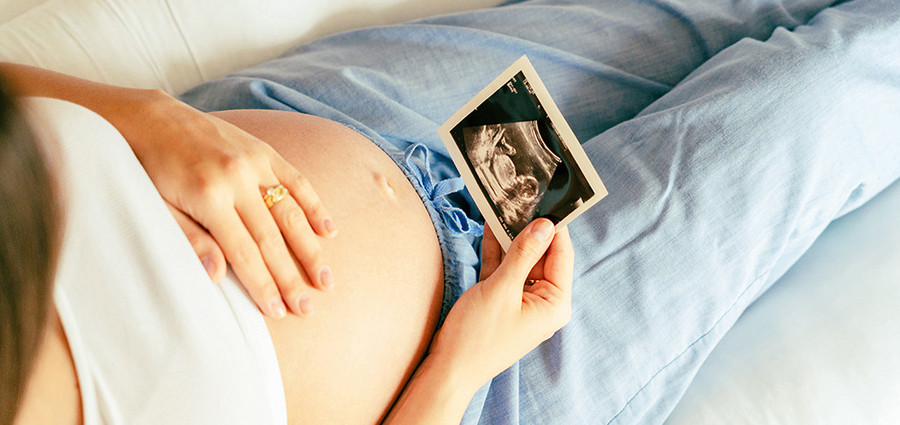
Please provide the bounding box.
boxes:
[490,1,900,424]
[181,0,838,155]
[179,1,841,267]
[178,0,900,424]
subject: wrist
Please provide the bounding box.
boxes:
[93,88,197,154]
[90,87,167,129]
[418,352,482,398]
[383,353,480,425]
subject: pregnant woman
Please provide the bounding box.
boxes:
[3,0,900,424]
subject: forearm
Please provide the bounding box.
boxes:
[1,62,143,106]
[0,65,339,316]
[1,63,212,159]
[383,354,479,425]
[0,63,170,141]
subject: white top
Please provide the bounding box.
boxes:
[26,97,287,425]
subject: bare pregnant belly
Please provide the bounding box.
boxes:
[212,110,444,424]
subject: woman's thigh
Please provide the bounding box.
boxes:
[491,1,900,423]
[178,2,897,423]
[182,0,838,147]
[416,0,842,136]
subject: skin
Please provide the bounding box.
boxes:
[10,71,574,424]
[384,218,573,424]
[0,63,337,319]
[16,109,446,424]
[216,110,446,423]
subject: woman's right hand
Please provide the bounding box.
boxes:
[429,218,574,391]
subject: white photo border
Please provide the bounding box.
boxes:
[438,55,607,250]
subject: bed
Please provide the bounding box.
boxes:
[2,0,898,423]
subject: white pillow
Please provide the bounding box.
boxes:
[0,0,49,23]
[0,0,503,94]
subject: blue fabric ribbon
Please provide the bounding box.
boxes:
[404,144,484,236]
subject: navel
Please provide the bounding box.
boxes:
[373,172,397,199]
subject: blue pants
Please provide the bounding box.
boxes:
[181,0,900,423]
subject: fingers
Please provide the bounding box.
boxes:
[267,192,333,291]
[479,225,502,280]
[136,109,331,319]
[542,226,574,293]
[166,202,226,282]
[530,225,574,327]
[204,207,290,319]
[237,190,318,316]
[488,219,556,291]
[273,157,337,238]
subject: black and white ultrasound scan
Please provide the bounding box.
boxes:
[439,56,607,249]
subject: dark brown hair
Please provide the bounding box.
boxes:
[0,77,62,425]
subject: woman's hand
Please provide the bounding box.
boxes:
[383,219,572,424]
[115,90,337,318]
[0,63,336,318]
[430,218,574,390]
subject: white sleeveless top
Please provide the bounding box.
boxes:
[26,98,287,425]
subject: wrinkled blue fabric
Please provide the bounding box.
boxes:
[404,142,484,320]
[404,144,484,237]
[180,0,900,423]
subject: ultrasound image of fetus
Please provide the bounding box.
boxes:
[463,121,561,235]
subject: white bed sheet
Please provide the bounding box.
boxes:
[0,0,48,23]
[0,0,503,94]
[666,180,900,424]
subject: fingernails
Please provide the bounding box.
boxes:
[297,293,314,315]
[270,299,287,319]
[531,219,554,242]
[319,266,334,290]
[323,217,337,237]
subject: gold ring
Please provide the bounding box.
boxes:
[525,279,539,286]
[263,184,288,208]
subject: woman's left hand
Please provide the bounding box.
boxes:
[383,219,572,424]
[113,90,337,318]
[427,218,574,391]
[0,63,333,318]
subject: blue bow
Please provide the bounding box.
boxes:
[404,144,483,236]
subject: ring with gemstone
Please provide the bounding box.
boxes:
[263,184,289,208]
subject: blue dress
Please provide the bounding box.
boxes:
[180,0,900,423]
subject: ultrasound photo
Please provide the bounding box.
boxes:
[463,121,561,235]
[439,56,607,250]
